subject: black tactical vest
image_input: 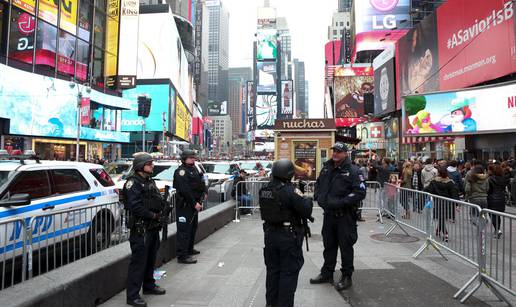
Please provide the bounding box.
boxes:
[259,183,294,224]
[143,180,164,213]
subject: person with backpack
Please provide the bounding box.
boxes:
[465,165,489,225]
[424,166,459,242]
[488,164,507,239]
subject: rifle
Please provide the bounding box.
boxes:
[302,216,315,251]
[161,185,173,242]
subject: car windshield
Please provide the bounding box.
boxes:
[239,162,258,170]
[105,163,131,175]
[203,163,233,174]
[154,165,179,181]
[0,171,10,187]
[152,165,174,178]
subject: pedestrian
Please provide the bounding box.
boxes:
[173,150,207,264]
[375,158,391,187]
[400,161,413,219]
[447,160,464,197]
[310,142,366,291]
[424,166,459,242]
[421,158,438,189]
[411,161,424,213]
[124,153,166,307]
[232,169,252,214]
[487,164,507,239]
[259,159,313,307]
[465,165,489,225]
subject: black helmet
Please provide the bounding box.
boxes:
[132,152,153,171]
[180,149,197,162]
[271,159,295,181]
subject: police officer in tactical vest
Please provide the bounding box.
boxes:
[310,143,366,291]
[124,153,166,307]
[173,149,206,264]
[259,159,313,307]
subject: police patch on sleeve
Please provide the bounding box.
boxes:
[359,174,365,182]
[179,170,186,176]
[125,180,134,189]
[294,188,304,197]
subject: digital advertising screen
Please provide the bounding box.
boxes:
[256,29,277,60]
[122,84,170,132]
[257,61,277,93]
[280,80,293,115]
[334,76,374,118]
[255,94,277,129]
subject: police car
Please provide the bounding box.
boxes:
[0,154,120,260]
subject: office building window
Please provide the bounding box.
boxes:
[57,30,76,78]
[34,20,57,76]
[0,1,8,60]
[8,7,35,70]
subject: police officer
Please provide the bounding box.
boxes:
[310,143,366,291]
[173,149,207,264]
[259,159,313,307]
[124,153,166,307]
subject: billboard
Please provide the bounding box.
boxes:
[0,63,129,143]
[334,76,374,118]
[293,141,317,181]
[122,84,170,132]
[175,96,191,141]
[257,61,277,93]
[247,81,255,130]
[398,0,516,104]
[256,29,277,60]
[256,94,277,129]
[105,0,120,87]
[207,101,227,116]
[354,0,410,33]
[397,13,440,99]
[402,81,516,136]
[280,80,293,115]
[117,0,139,88]
[373,48,396,116]
[138,11,190,109]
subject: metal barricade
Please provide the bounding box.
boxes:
[358,181,383,222]
[455,209,516,305]
[27,202,125,279]
[385,185,427,237]
[233,179,269,222]
[0,218,27,290]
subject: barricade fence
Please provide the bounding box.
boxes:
[0,191,177,291]
[382,183,515,305]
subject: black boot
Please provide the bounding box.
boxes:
[177,256,197,264]
[335,275,352,291]
[126,297,147,307]
[309,273,333,284]
[143,285,166,295]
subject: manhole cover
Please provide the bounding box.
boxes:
[370,233,419,243]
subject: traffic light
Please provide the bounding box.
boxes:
[137,96,152,118]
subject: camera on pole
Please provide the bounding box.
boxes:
[137,95,151,118]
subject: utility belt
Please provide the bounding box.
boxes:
[263,221,303,235]
[327,207,355,218]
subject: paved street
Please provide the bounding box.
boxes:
[101,207,513,307]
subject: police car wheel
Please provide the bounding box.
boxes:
[86,212,114,253]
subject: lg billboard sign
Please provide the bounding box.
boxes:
[355,0,410,33]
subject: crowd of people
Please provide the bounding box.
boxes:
[355,157,515,241]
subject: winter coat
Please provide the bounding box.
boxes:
[421,164,438,188]
[488,175,507,211]
[424,176,460,200]
[401,169,412,189]
[375,162,391,187]
[447,166,464,194]
[465,173,488,202]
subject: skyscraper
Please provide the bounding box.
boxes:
[228,68,252,137]
[293,59,306,117]
[206,0,230,111]
[277,17,292,80]
[338,0,352,12]
[304,80,309,117]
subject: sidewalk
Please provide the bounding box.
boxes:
[102,208,512,307]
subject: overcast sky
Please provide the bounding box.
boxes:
[223,0,337,118]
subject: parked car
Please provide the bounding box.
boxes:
[202,162,240,202]
[0,158,121,260]
[105,161,132,182]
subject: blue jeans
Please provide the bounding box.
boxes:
[238,194,252,207]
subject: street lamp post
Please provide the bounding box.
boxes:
[69,82,91,162]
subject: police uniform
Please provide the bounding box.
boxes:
[310,143,366,291]
[173,157,207,263]
[260,159,313,307]
[124,164,166,306]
